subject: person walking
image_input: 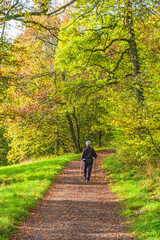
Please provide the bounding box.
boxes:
[81,141,97,181]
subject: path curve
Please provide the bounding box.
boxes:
[11,151,134,240]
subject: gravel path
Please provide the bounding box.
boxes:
[11,151,134,240]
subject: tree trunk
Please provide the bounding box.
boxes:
[125,0,144,102]
[66,111,79,152]
[99,132,102,148]
[55,124,59,156]
[72,106,82,151]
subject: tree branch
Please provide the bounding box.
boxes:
[147,128,160,155]
[90,48,129,74]
[85,24,117,32]
[19,19,60,40]
[48,0,76,16]
[83,38,129,52]
[112,48,129,72]
[0,0,77,22]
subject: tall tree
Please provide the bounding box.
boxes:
[55,0,160,165]
[0,0,77,164]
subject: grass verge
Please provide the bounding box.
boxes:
[102,154,160,240]
[0,154,80,240]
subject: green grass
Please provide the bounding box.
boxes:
[102,155,160,240]
[0,154,80,240]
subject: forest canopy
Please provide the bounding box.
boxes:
[0,0,160,169]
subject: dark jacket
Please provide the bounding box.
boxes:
[81,146,97,162]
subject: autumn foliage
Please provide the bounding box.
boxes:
[0,0,159,176]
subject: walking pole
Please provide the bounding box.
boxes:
[94,157,97,180]
[80,159,83,177]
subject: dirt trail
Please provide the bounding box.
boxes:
[11,151,134,240]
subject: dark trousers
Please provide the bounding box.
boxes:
[84,159,93,180]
